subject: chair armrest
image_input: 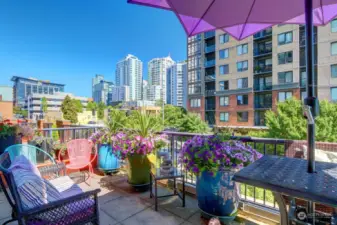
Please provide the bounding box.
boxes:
[22,189,101,219]
[38,162,66,178]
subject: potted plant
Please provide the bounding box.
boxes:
[0,119,17,154]
[179,135,262,223]
[52,141,68,161]
[89,109,127,173]
[112,111,167,191]
[29,132,54,163]
[16,122,35,144]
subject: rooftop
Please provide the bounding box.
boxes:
[10,76,65,86]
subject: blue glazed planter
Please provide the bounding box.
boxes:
[196,170,240,223]
[0,135,16,154]
[98,144,120,172]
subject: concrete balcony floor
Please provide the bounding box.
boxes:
[0,172,275,225]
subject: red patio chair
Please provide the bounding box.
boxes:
[59,139,96,185]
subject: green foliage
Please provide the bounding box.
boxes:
[264,98,337,142]
[86,101,97,111]
[105,109,127,135]
[163,105,186,128]
[72,99,83,113]
[61,95,78,124]
[13,106,28,118]
[97,102,106,120]
[127,111,162,138]
[51,123,59,141]
[265,98,307,140]
[155,99,164,107]
[41,97,48,113]
[179,113,210,134]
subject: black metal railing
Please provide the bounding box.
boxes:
[254,65,273,75]
[253,28,272,39]
[204,31,215,39]
[254,48,272,57]
[255,102,273,109]
[160,131,287,211]
[254,82,273,91]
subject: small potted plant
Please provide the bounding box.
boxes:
[0,119,17,154]
[16,122,35,144]
[29,132,53,163]
[52,141,68,161]
[179,135,262,223]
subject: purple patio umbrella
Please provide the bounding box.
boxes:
[128,0,337,173]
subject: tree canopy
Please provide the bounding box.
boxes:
[72,99,83,113]
[61,95,78,123]
[265,98,337,142]
[97,102,106,120]
[41,97,48,114]
[86,101,97,111]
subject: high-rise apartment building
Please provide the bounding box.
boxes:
[148,56,174,103]
[111,86,130,102]
[147,85,162,102]
[187,21,337,127]
[92,74,114,105]
[115,54,143,101]
[167,61,188,108]
[142,80,149,101]
[11,76,65,107]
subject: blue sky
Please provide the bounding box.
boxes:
[0,0,186,97]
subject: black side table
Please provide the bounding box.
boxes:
[150,168,185,211]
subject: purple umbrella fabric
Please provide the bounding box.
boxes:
[128,0,337,40]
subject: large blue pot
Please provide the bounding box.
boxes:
[98,144,120,172]
[196,170,240,223]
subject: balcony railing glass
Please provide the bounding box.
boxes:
[204,60,216,68]
[205,74,216,82]
[254,65,273,74]
[204,31,215,39]
[254,48,272,56]
[255,102,273,109]
[204,45,215,53]
[254,82,273,91]
[253,28,272,39]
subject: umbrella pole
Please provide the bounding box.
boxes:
[304,0,316,174]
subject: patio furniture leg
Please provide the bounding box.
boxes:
[3,218,17,225]
[182,176,185,207]
[155,179,158,211]
[150,173,153,198]
[273,192,289,225]
[173,177,176,194]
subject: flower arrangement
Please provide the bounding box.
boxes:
[0,119,17,138]
[52,140,67,156]
[89,129,112,145]
[111,132,168,158]
[16,123,35,140]
[179,135,262,175]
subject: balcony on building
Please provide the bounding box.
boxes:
[299,26,317,47]
[254,64,273,75]
[205,111,216,125]
[300,50,318,67]
[254,81,273,92]
[204,44,216,54]
[204,30,215,39]
[253,27,272,40]
[204,59,216,68]
[254,93,272,109]
[254,110,267,126]
[254,40,272,57]
[205,67,216,82]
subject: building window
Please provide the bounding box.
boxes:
[278,51,293,64]
[220,112,229,122]
[278,91,293,102]
[332,88,337,101]
[32,85,37,93]
[219,81,229,91]
[219,64,229,75]
[237,78,248,89]
[237,43,248,55]
[332,64,337,78]
[301,91,307,101]
[190,98,201,107]
[188,83,201,94]
[278,31,293,45]
[219,34,229,44]
[237,60,248,72]
[237,95,248,105]
[278,71,293,84]
[219,49,229,59]
[332,42,337,55]
[38,86,43,94]
[332,19,337,32]
[237,112,249,122]
[219,96,229,106]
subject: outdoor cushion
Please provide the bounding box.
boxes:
[8,155,62,210]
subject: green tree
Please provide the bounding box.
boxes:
[61,95,78,123]
[72,99,83,113]
[97,102,106,120]
[265,98,337,142]
[86,101,97,111]
[105,109,127,135]
[13,106,28,118]
[155,99,164,107]
[179,113,209,133]
[51,122,59,141]
[265,98,307,140]
[41,97,48,114]
[162,105,186,128]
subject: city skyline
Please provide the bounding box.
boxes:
[0,0,187,97]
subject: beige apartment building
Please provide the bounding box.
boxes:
[187,20,337,127]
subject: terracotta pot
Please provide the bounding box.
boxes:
[21,137,29,144]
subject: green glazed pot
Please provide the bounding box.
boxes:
[126,154,153,187]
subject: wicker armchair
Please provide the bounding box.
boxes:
[0,145,101,225]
